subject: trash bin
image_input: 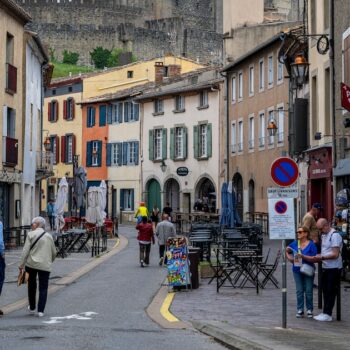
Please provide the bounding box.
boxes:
[188,246,201,289]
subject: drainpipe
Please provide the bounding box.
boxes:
[330,0,336,170]
[220,71,229,183]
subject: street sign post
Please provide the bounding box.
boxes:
[270,157,299,187]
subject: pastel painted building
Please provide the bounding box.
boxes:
[42,76,84,212]
[137,69,224,215]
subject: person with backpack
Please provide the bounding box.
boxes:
[19,217,56,317]
[136,216,155,267]
[300,218,343,322]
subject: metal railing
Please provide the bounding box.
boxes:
[231,144,236,153]
[248,139,254,149]
[259,137,265,147]
[6,63,17,93]
[36,151,53,172]
[2,136,18,166]
[238,142,243,152]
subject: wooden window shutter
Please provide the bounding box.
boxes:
[61,135,66,163]
[86,141,92,167]
[55,135,60,164]
[72,134,76,156]
[99,105,106,126]
[48,102,51,121]
[162,128,167,160]
[170,127,175,160]
[107,105,113,124]
[149,130,154,161]
[122,142,128,165]
[106,143,112,166]
[71,98,75,119]
[63,100,67,119]
[55,101,59,121]
[134,141,139,165]
[183,127,188,159]
[193,125,199,159]
[117,142,123,166]
[120,189,124,209]
[97,140,102,166]
[207,123,212,157]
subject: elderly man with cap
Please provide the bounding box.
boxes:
[302,203,322,245]
[135,201,149,224]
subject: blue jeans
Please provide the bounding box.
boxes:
[293,271,314,311]
[0,256,5,296]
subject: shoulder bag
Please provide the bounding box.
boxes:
[17,231,46,286]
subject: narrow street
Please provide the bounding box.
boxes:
[0,226,224,350]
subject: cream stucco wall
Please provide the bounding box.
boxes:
[308,0,331,148]
[83,56,205,99]
[42,90,83,209]
[108,118,141,217]
[142,89,221,212]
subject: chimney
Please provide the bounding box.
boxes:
[155,62,164,84]
[168,64,181,78]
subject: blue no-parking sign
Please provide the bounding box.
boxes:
[270,157,299,187]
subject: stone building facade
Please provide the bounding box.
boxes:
[16,0,223,65]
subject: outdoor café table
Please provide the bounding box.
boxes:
[215,247,262,294]
[189,234,213,261]
[55,231,73,258]
[66,229,87,253]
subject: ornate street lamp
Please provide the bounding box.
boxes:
[291,54,309,87]
[43,136,51,152]
[160,160,167,173]
[267,119,278,137]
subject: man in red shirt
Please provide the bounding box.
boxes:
[136,216,155,267]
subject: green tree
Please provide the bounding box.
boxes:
[62,50,79,65]
[90,47,112,69]
[107,48,123,67]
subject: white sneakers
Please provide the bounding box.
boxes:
[314,313,332,322]
[27,306,35,315]
[27,306,44,317]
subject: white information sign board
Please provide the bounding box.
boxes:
[268,197,295,240]
[267,187,298,199]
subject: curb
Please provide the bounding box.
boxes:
[192,321,272,350]
[146,285,190,329]
[2,235,128,315]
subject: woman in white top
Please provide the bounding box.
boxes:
[19,217,56,317]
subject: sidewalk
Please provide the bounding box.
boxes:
[0,231,119,309]
[171,238,350,350]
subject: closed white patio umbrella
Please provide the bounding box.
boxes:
[55,177,68,233]
[86,186,104,227]
[99,180,107,220]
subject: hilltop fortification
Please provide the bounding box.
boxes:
[17,0,223,65]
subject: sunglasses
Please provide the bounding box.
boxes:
[296,230,305,233]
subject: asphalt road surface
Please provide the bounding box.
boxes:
[0,226,224,350]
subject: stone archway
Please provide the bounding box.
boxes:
[195,177,216,212]
[164,178,180,212]
[146,179,161,214]
[232,172,243,220]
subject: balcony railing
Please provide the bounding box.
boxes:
[231,144,236,153]
[238,142,243,152]
[36,151,54,180]
[2,136,18,167]
[248,139,254,149]
[6,63,17,94]
[259,137,265,147]
[277,132,284,143]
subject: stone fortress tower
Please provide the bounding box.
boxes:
[16,0,224,65]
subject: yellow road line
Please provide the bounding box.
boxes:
[160,292,179,323]
[112,238,120,249]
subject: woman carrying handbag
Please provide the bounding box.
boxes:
[286,226,317,318]
[19,217,56,317]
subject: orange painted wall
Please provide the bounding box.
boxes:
[82,103,108,181]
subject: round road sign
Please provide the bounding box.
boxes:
[270,157,299,187]
[275,200,287,214]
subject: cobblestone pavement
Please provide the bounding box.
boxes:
[171,237,350,335]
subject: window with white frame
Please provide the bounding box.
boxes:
[154,129,162,160]
[199,124,208,157]
[259,59,264,91]
[238,72,243,99]
[50,136,57,164]
[199,91,208,107]
[259,112,265,147]
[277,59,283,82]
[111,143,122,166]
[268,110,275,145]
[277,107,284,143]
[92,141,99,166]
[122,189,134,210]
[231,122,236,153]
[175,127,184,158]
[127,141,137,164]
[238,120,243,152]
[66,135,73,163]
[154,99,164,114]
[249,66,254,95]
[232,76,236,102]
[249,116,254,149]
[268,55,274,86]
[112,103,123,123]
[175,95,185,111]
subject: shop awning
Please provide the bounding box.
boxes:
[334,158,350,177]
